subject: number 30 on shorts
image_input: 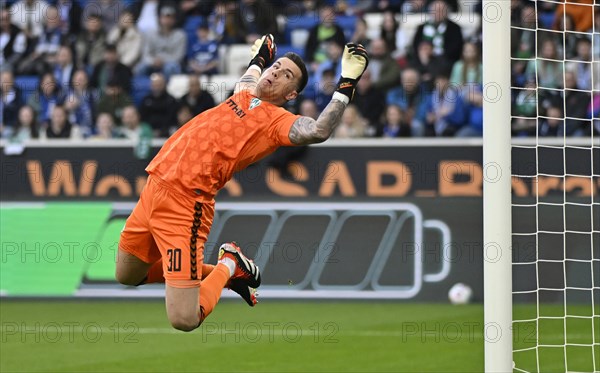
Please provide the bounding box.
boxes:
[167,248,182,272]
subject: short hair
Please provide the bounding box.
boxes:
[283,52,308,93]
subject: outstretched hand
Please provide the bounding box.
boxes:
[334,43,369,104]
[249,34,277,70]
[340,43,369,80]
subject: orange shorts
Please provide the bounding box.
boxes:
[119,175,215,288]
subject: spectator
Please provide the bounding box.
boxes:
[450,42,482,86]
[409,40,449,91]
[136,5,187,79]
[95,77,133,126]
[208,1,241,44]
[526,38,563,89]
[186,22,219,75]
[17,5,64,75]
[564,70,592,136]
[176,103,194,131]
[368,38,401,92]
[179,75,215,116]
[64,69,95,137]
[304,4,346,68]
[552,0,594,32]
[52,45,75,91]
[0,69,23,132]
[455,84,483,137]
[373,0,403,12]
[353,69,387,133]
[46,105,75,139]
[9,105,39,142]
[556,14,578,59]
[89,112,116,140]
[90,44,132,93]
[139,72,178,137]
[386,67,430,136]
[412,0,464,66]
[81,0,125,33]
[350,17,371,50]
[234,0,280,44]
[310,40,344,90]
[106,10,143,68]
[55,0,83,37]
[512,78,537,136]
[380,10,409,59]
[27,72,65,127]
[1,9,27,70]
[298,98,320,120]
[538,106,564,137]
[10,0,50,40]
[334,104,367,138]
[313,68,338,112]
[425,72,466,136]
[567,37,593,91]
[134,0,160,34]
[119,105,153,141]
[74,13,106,69]
[401,0,428,13]
[379,104,410,137]
[120,104,154,158]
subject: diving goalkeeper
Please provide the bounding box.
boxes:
[116,34,369,331]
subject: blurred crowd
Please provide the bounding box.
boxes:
[0,0,598,144]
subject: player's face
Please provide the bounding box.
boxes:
[257,58,302,103]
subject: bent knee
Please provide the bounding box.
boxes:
[170,316,200,332]
[115,271,144,286]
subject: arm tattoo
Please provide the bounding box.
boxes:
[289,99,346,145]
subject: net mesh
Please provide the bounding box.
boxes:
[510,0,599,372]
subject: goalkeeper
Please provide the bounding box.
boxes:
[116,34,369,331]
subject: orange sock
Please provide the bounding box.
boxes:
[198,264,230,323]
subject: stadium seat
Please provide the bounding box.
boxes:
[291,29,310,49]
[276,44,304,59]
[284,16,318,44]
[14,76,39,104]
[225,44,251,75]
[166,74,190,99]
[200,74,238,104]
[131,76,151,106]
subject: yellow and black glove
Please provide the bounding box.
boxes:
[333,43,369,104]
[249,34,277,70]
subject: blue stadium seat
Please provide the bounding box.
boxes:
[284,16,319,44]
[538,12,555,30]
[276,44,304,59]
[14,76,39,104]
[337,15,357,40]
[132,76,151,106]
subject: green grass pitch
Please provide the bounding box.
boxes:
[1,301,597,372]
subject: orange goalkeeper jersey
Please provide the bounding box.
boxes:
[146,89,300,199]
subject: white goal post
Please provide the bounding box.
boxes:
[483,0,513,371]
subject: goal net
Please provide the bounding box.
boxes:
[509,0,599,372]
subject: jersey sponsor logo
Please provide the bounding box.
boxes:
[226,98,247,119]
[249,98,262,110]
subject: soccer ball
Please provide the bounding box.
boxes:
[448,283,473,305]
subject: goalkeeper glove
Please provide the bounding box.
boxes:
[333,43,369,104]
[249,34,277,70]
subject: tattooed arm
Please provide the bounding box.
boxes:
[289,43,369,145]
[288,99,347,145]
[233,66,261,95]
